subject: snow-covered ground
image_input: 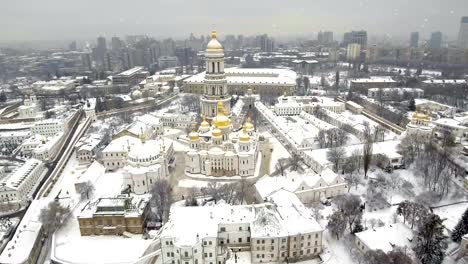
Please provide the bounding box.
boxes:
[52,160,150,263]
[261,131,291,173]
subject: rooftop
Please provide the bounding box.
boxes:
[355,223,414,253]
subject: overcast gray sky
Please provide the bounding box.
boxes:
[1,0,466,42]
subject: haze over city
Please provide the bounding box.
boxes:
[1,0,467,43]
[0,1,468,264]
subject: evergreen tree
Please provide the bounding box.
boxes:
[414,214,447,264]
[451,207,468,242]
[0,91,7,102]
[409,98,416,111]
[327,210,347,240]
[352,217,364,234]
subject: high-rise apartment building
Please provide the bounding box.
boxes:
[458,17,468,49]
[410,32,419,48]
[429,31,442,49]
[342,31,367,49]
[95,36,107,65]
[318,31,334,44]
[259,34,274,52]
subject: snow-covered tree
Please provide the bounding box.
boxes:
[451,207,468,243]
[335,194,363,232]
[327,210,347,240]
[327,146,346,173]
[78,180,95,200]
[397,200,429,229]
[39,201,70,235]
[362,122,373,179]
[413,214,448,264]
[150,178,172,223]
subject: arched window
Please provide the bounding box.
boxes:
[212,62,215,73]
[217,62,220,72]
[212,86,215,95]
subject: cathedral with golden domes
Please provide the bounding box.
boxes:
[185,101,259,178]
[184,30,264,179]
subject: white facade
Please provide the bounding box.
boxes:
[101,136,141,171]
[122,139,174,194]
[406,112,435,140]
[346,43,361,61]
[255,169,347,205]
[32,132,64,161]
[18,94,40,119]
[157,112,194,129]
[160,190,323,264]
[273,96,345,116]
[75,133,103,165]
[432,118,468,141]
[30,112,75,137]
[0,159,45,203]
[184,68,297,97]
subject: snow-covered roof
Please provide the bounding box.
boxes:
[351,77,396,84]
[1,159,42,190]
[355,223,413,253]
[433,118,467,130]
[161,199,322,247]
[102,135,141,153]
[267,189,323,235]
[185,68,296,86]
[255,169,341,200]
[0,200,44,264]
[116,67,144,77]
[422,79,467,85]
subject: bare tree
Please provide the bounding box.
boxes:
[236,178,254,205]
[78,181,95,200]
[180,94,200,113]
[275,158,289,176]
[289,152,304,172]
[362,122,373,179]
[310,203,324,221]
[335,194,363,232]
[150,178,172,223]
[327,146,346,173]
[39,201,70,235]
[327,210,347,240]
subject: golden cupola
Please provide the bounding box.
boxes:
[244,117,254,132]
[239,127,250,142]
[189,124,199,141]
[213,101,231,129]
[206,30,223,52]
[212,128,222,137]
[200,116,210,128]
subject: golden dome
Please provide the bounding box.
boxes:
[212,128,222,137]
[244,117,254,132]
[206,30,223,51]
[189,131,199,141]
[239,130,250,142]
[200,116,209,128]
[412,112,430,121]
[213,101,232,129]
